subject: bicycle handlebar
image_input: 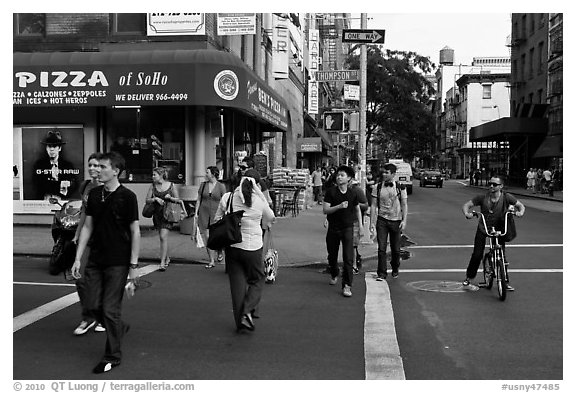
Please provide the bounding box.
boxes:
[471,210,514,237]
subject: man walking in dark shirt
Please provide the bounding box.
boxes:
[323,165,363,297]
[72,151,140,374]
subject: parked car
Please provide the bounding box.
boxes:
[420,171,443,188]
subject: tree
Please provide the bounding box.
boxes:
[345,46,436,161]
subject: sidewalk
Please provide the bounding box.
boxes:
[13,203,379,267]
[13,180,561,266]
[467,180,563,202]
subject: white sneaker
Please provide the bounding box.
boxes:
[73,320,96,336]
[342,285,352,297]
[94,323,106,332]
[329,277,338,285]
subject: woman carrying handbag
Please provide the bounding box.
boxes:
[145,167,181,271]
[194,166,226,269]
[214,169,275,333]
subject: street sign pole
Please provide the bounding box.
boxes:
[359,13,367,192]
[359,13,372,244]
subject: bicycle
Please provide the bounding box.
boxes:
[472,209,515,301]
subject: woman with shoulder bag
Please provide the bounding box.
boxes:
[145,167,181,271]
[215,169,275,333]
[194,166,226,269]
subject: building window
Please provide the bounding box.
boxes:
[111,13,146,34]
[14,13,45,35]
[520,54,526,81]
[528,48,534,79]
[105,106,185,183]
[538,42,544,74]
[530,13,535,35]
[522,15,527,38]
[528,93,533,103]
[482,84,492,99]
[537,89,543,104]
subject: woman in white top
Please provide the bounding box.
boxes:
[215,169,275,332]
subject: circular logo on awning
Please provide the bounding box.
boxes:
[214,70,239,101]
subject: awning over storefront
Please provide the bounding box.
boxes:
[533,134,563,158]
[470,117,548,142]
[13,49,289,131]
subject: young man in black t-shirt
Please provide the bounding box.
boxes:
[323,165,363,297]
[72,151,140,374]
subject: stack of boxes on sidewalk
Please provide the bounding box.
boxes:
[271,167,313,216]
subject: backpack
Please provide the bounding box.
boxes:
[376,181,405,209]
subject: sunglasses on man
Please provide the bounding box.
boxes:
[489,182,502,187]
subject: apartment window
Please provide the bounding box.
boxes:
[530,13,535,35]
[482,84,492,99]
[520,54,526,81]
[528,48,534,78]
[513,22,519,40]
[522,15,527,38]
[512,60,518,80]
[528,93,533,103]
[537,42,544,74]
[14,13,45,35]
[111,13,146,34]
[537,89,544,104]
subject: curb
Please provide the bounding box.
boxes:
[467,185,562,203]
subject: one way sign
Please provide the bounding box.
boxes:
[341,29,385,44]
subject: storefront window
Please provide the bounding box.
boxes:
[105,106,185,183]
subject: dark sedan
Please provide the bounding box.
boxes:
[420,171,443,188]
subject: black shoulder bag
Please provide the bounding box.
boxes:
[207,192,244,250]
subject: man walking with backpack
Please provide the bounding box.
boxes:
[370,163,408,280]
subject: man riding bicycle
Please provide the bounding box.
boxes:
[462,174,525,290]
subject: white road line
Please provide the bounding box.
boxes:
[408,244,562,249]
[364,272,405,380]
[366,269,562,273]
[13,264,160,333]
[13,292,80,333]
[14,281,76,287]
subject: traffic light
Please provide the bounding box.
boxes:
[323,112,344,131]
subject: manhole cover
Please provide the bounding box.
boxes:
[407,280,479,293]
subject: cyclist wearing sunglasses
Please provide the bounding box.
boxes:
[462,174,525,290]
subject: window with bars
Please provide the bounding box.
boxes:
[111,13,146,34]
[14,13,45,35]
[482,84,492,99]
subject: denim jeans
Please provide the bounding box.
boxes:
[225,246,265,330]
[466,228,507,279]
[84,261,130,363]
[376,217,402,277]
[326,226,354,288]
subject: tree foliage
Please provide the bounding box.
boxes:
[345,46,436,160]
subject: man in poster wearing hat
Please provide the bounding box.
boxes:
[33,130,80,200]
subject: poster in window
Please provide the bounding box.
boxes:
[20,126,84,208]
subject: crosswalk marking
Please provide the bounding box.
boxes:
[407,244,562,249]
[364,273,405,380]
[13,264,159,333]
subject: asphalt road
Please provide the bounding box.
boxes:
[12,180,563,381]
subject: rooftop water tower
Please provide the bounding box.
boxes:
[439,46,454,65]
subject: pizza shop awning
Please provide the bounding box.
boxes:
[470,117,547,142]
[13,49,289,132]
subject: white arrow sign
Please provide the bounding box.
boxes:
[342,29,385,44]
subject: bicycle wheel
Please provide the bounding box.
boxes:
[483,253,493,289]
[495,249,507,301]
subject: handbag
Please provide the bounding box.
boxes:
[142,202,155,218]
[163,201,186,223]
[263,230,278,284]
[207,192,244,250]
